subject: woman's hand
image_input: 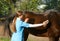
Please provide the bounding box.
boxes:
[24,18,29,22]
[42,20,49,27]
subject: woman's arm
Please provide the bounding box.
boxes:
[24,18,49,27]
[29,20,49,27]
[28,23,43,27]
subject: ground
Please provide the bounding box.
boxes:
[0,33,60,41]
[27,34,49,41]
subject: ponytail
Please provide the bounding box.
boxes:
[10,16,17,33]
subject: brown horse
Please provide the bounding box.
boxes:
[23,10,60,41]
[44,10,60,41]
[5,10,60,41]
[23,11,50,41]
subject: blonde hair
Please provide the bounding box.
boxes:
[10,11,23,33]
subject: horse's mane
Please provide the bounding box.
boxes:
[45,9,60,26]
[24,10,42,14]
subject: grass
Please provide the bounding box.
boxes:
[0,37,10,41]
[0,37,31,41]
[0,37,32,41]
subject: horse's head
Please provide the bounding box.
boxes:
[23,11,36,24]
[23,11,50,26]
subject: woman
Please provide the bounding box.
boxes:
[11,11,49,41]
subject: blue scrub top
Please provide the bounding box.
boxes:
[11,18,29,41]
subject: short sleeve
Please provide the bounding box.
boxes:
[21,22,29,28]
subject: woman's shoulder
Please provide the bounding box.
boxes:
[16,18,23,23]
[16,18,22,21]
[17,18,20,20]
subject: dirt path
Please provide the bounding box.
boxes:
[27,34,60,41]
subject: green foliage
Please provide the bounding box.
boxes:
[0,0,16,17]
[0,37,10,41]
[0,0,9,16]
[0,0,60,16]
[44,0,60,11]
[20,0,42,12]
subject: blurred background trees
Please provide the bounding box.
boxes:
[0,0,15,17]
[0,0,60,17]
